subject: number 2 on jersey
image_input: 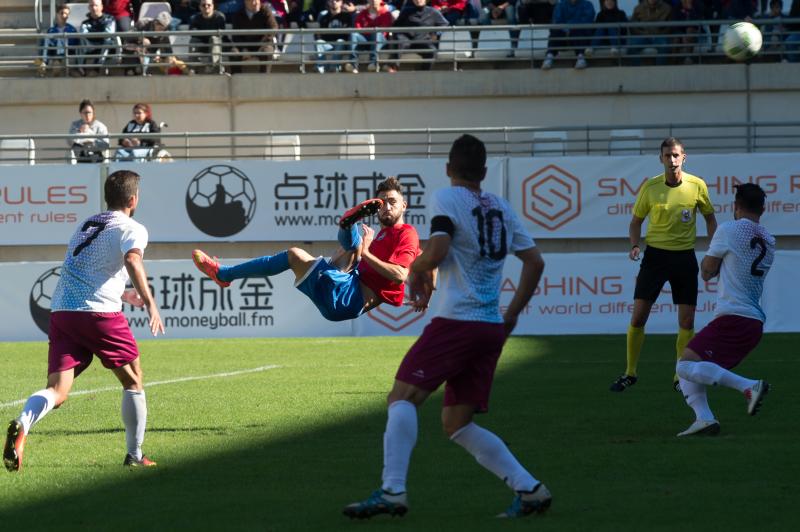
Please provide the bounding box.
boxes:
[472,207,507,260]
[749,236,767,277]
[73,221,108,256]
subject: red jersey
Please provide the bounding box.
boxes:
[354,7,395,29]
[358,223,420,307]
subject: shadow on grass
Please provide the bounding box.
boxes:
[2,334,798,532]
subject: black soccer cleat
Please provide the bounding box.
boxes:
[343,489,408,519]
[339,198,383,229]
[610,374,638,392]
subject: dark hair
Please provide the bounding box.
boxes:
[448,134,487,182]
[79,99,94,113]
[56,3,69,12]
[734,182,767,215]
[133,103,152,120]
[660,137,685,153]
[105,170,141,209]
[376,175,403,196]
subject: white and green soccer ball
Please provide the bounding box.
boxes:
[723,22,763,62]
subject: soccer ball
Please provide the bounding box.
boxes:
[723,22,763,62]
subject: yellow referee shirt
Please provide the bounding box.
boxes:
[632,173,714,251]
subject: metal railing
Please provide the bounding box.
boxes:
[1,123,799,164]
[1,18,797,77]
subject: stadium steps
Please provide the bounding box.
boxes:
[0,0,35,29]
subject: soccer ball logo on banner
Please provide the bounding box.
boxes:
[29,266,60,335]
[186,165,257,237]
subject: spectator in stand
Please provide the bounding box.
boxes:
[315,0,356,73]
[217,0,244,20]
[585,0,627,59]
[230,0,279,73]
[719,0,756,20]
[189,0,229,73]
[541,0,595,70]
[670,0,704,64]
[115,103,162,162]
[38,3,80,77]
[69,99,110,163]
[479,0,520,58]
[628,0,672,66]
[269,0,291,26]
[171,1,201,26]
[80,0,117,77]
[388,0,449,71]
[126,11,189,74]
[431,0,480,24]
[104,0,134,31]
[762,0,786,61]
[518,0,556,25]
[786,0,800,62]
[353,0,394,71]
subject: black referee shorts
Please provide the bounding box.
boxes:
[633,246,699,305]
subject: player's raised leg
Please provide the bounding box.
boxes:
[338,198,383,229]
[4,369,73,472]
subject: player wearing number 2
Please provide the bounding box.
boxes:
[674,183,775,436]
[610,137,718,392]
[344,135,550,519]
[3,170,164,472]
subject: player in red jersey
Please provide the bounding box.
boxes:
[192,176,420,321]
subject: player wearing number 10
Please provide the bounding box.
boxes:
[4,170,164,473]
[344,135,550,520]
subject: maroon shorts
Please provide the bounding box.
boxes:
[48,311,139,377]
[687,315,763,370]
[396,317,507,413]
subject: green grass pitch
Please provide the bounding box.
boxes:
[1,334,798,531]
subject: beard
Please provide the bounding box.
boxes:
[379,211,401,227]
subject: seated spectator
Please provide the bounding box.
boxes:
[518,0,556,25]
[762,0,786,61]
[628,0,672,66]
[125,11,189,74]
[69,99,110,163]
[115,103,162,162]
[479,0,520,58]
[719,0,756,20]
[189,0,229,73]
[671,0,704,64]
[171,0,201,26]
[353,0,394,71]
[387,0,449,71]
[230,0,279,73]
[785,0,800,62]
[38,3,79,77]
[80,0,117,77]
[431,0,480,24]
[104,0,134,31]
[217,0,244,20]
[584,0,626,59]
[315,0,356,73]
[541,0,595,70]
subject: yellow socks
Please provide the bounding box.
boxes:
[625,325,645,377]
[675,328,695,382]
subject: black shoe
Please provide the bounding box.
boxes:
[3,420,25,472]
[610,374,638,392]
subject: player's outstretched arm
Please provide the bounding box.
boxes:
[700,255,722,281]
[503,247,545,337]
[407,235,450,310]
[124,250,165,337]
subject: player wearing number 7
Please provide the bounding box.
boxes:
[4,170,165,473]
[675,183,775,437]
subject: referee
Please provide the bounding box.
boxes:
[610,137,717,392]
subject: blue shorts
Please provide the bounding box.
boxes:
[295,257,365,322]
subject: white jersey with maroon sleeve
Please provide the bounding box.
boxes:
[51,210,149,312]
[706,218,775,323]
[428,186,535,323]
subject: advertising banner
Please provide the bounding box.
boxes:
[0,165,101,245]
[509,153,800,239]
[109,159,505,242]
[2,252,797,342]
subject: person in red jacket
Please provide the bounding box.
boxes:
[104,0,134,31]
[353,0,395,71]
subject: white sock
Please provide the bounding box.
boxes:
[381,400,417,494]
[121,389,147,460]
[679,378,715,421]
[18,389,57,435]
[676,360,757,393]
[451,422,538,492]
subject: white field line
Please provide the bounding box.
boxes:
[0,364,282,410]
